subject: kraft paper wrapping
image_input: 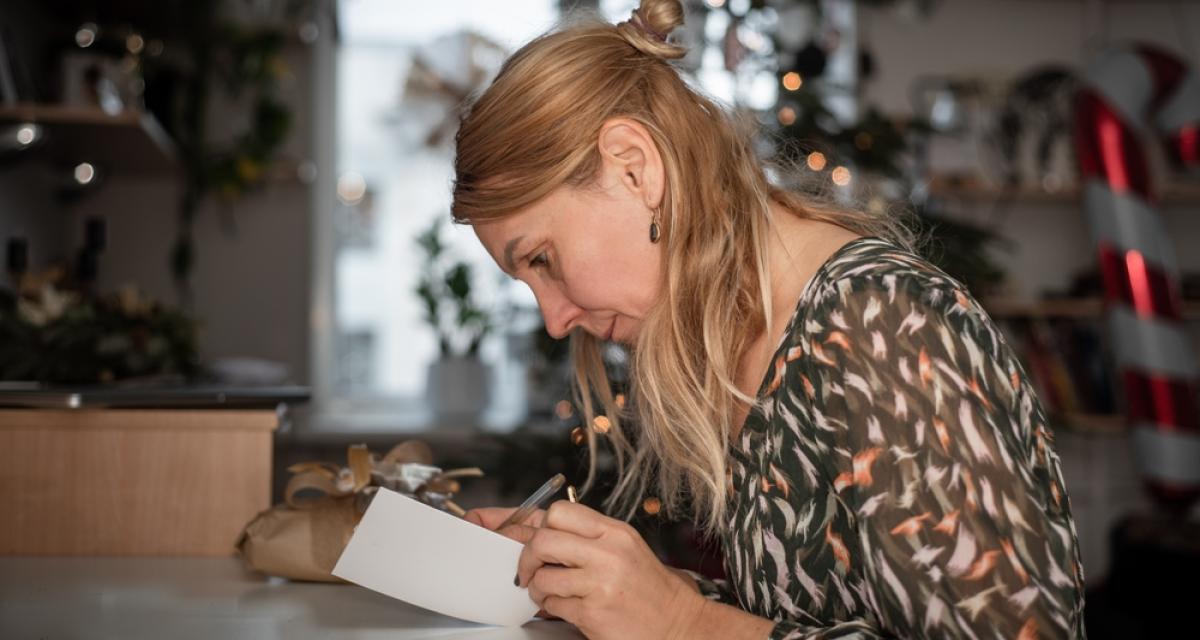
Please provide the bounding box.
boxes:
[236,441,482,582]
[238,496,358,582]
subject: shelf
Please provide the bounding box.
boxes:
[984,297,1200,321]
[926,174,1200,206]
[1052,412,1127,435]
[985,297,1106,319]
[0,103,177,176]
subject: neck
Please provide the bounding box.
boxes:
[761,203,852,331]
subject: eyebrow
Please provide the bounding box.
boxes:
[503,235,525,274]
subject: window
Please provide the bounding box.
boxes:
[311,0,840,432]
[312,0,560,432]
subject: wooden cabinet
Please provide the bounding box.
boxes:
[0,408,278,556]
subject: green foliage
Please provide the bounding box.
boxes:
[909,207,1011,297]
[0,287,200,385]
[414,219,492,358]
[135,1,301,293]
[776,94,928,180]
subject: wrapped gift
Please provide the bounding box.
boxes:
[237,440,482,582]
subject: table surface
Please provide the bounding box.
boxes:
[0,557,584,640]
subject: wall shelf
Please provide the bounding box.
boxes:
[984,297,1200,321]
[927,174,1200,206]
[0,103,178,176]
[1053,412,1127,435]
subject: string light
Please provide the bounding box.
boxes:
[74,163,96,185]
[298,22,320,44]
[781,72,803,91]
[614,393,626,408]
[777,107,796,126]
[296,161,318,184]
[806,151,827,171]
[336,172,366,205]
[75,23,97,48]
[15,124,40,146]
[867,197,886,215]
[831,166,852,186]
[571,426,586,446]
[555,400,574,419]
[741,30,766,52]
[642,497,662,515]
[592,415,611,434]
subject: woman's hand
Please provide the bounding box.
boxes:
[463,506,546,539]
[463,506,558,619]
[514,500,707,640]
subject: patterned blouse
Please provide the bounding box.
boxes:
[689,237,1087,639]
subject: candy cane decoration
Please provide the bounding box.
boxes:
[1074,44,1200,513]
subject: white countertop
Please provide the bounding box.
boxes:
[0,557,584,640]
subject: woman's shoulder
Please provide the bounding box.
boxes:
[802,236,971,316]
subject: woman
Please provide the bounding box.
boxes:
[458,1,1086,638]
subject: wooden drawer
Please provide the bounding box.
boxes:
[0,409,276,556]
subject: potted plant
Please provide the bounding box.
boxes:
[414,219,493,427]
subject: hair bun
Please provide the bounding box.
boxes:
[617,0,687,60]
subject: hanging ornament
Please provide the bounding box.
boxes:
[790,40,828,80]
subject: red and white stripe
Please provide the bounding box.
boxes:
[1074,44,1200,513]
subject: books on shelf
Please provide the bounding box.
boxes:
[995,313,1121,432]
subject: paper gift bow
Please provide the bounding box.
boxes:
[284,441,484,516]
[237,440,485,582]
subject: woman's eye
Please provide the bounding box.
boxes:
[529,252,549,269]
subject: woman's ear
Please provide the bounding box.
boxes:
[597,118,664,209]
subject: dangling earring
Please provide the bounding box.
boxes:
[649,206,662,244]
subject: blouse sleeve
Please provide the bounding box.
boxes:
[682,571,888,639]
[773,274,1085,639]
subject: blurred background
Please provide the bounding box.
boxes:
[2,1,1199,637]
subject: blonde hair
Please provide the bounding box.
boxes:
[452,0,912,533]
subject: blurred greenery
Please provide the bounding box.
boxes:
[0,286,200,384]
[414,219,492,357]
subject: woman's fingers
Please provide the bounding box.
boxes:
[539,595,583,624]
[462,510,490,528]
[495,522,537,544]
[516,528,594,586]
[462,507,511,528]
[462,506,546,530]
[543,500,616,538]
[527,566,588,602]
[463,509,540,544]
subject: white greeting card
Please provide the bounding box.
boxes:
[333,488,539,627]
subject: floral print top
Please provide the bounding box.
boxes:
[690,237,1086,639]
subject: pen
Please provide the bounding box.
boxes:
[496,472,565,531]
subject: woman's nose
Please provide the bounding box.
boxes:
[537,289,583,340]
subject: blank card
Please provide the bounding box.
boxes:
[332,488,539,627]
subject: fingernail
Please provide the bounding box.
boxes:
[513,574,520,587]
